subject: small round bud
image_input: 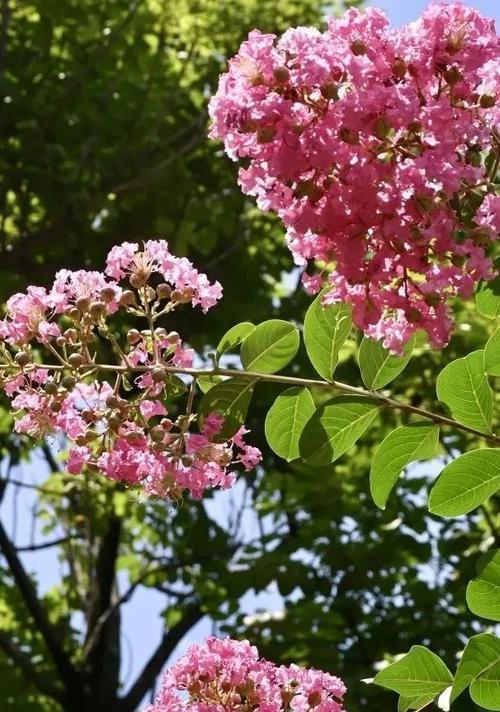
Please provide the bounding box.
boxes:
[81,409,96,423]
[43,382,59,396]
[129,273,147,289]
[68,353,85,368]
[152,367,167,383]
[119,290,136,307]
[50,401,63,413]
[106,396,120,409]
[160,418,173,432]
[127,329,142,345]
[273,66,290,83]
[100,286,116,302]
[150,426,165,443]
[338,126,359,144]
[107,413,122,431]
[320,83,339,100]
[15,351,31,367]
[480,94,496,109]
[156,283,172,300]
[350,39,366,56]
[424,294,441,308]
[76,297,90,313]
[63,328,78,342]
[85,429,98,442]
[373,117,391,140]
[256,126,276,144]
[445,67,462,86]
[408,121,422,134]
[406,307,422,324]
[66,307,80,320]
[75,434,86,446]
[89,301,106,319]
[56,336,67,348]
[61,375,77,390]
[125,431,142,443]
[392,58,406,79]
[166,331,180,344]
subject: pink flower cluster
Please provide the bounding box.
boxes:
[209,3,500,352]
[145,637,346,712]
[0,241,261,499]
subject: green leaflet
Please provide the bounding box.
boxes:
[466,549,500,622]
[265,387,315,461]
[299,395,379,466]
[303,292,352,381]
[370,424,440,509]
[359,334,415,390]
[436,350,492,433]
[240,319,300,373]
[429,449,500,517]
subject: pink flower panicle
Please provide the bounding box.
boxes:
[145,637,347,712]
[209,3,500,352]
[0,241,261,499]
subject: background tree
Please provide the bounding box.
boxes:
[0,1,496,711]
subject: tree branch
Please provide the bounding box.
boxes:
[118,603,204,712]
[0,517,82,696]
[0,630,63,701]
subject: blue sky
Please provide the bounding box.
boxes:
[2,0,499,706]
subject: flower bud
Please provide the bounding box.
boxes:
[156,283,171,300]
[56,336,67,348]
[273,66,290,83]
[160,418,173,431]
[43,382,59,396]
[338,126,359,144]
[15,351,30,367]
[444,67,462,86]
[85,429,98,442]
[76,296,90,313]
[256,126,276,143]
[129,272,148,289]
[66,307,80,320]
[107,413,122,431]
[61,375,77,389]
[392,58,406,79]
[406,307,422,323]
[81,409,96,423]
[100,286,116,302]
[166,331,180,344]
[320,82,339,100]
[89,301,106,319]
[106,395,120,409]
[127,329,142,345]
[119,290,136,306]
[152,367,167,383]
[480,94,496,109]
[150,426,165,443]
[350,39,366,56]
[68,352,85,368]
[373,117,391,139]
[63,328,78,342]
[424,294,440,308]
[50,400,63,413]
[308,691,322,706]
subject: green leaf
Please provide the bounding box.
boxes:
[359,334,415,390]
[398,694,437,712]
[265,387,315,462]
[370,424,440,509]
[216,322,255,362]
[467,549,500,622]
[197,375,224,393]
[240,319,300,374]
[436,350,492,432]
[199,377,256,441]
[485,328,500,377]
[299,395,379,466]
[471,662,500,710]
[452,633,500,705]
[373,646,452,704]
[303,292,351,381]
[429,449,500,517]
[477,277,500,319]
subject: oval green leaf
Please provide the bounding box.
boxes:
[467,549,500,622]
[470,661,500,710]
[303,292,351,381]
[197,375,224,393]
[477,277,500,319]
[299,395,379,466]
[359,334,415,390]
[240,319,300,374]
[373,645,452,701]
[199,377,256,441]
[429,449,500,517]
[265,387,315,462]
[216,322,255,363]
[436,350,493,433]
[485,328,500,377]
[452,633,500,705]
[370,424,440,509]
